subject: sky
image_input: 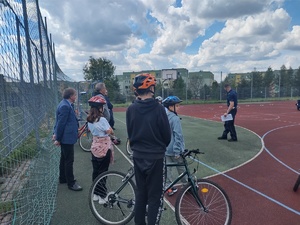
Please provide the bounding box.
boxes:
[38,0,300,82]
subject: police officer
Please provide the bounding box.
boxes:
[218,83,238,142]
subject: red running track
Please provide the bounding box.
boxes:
[178,101,300,225]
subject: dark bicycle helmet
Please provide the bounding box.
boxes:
[133,73,156,90]
[88,95,106,108]
[162,96,182,107]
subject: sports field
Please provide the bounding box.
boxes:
[51,100,300,225]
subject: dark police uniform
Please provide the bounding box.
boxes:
[221,89,238,141]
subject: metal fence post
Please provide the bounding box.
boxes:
[0,74,12,154]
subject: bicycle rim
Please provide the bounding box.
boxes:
[293,175,300,192]
[175,179,232,225]
[79,130,92,152]
[126,139,133,156]
[89,171,136,225]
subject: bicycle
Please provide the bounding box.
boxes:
[89,149,232,225]
[125,138,133,156]
[78,121,92,152]
[293,174,300,192]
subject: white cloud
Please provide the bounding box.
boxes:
[37,0,300,81]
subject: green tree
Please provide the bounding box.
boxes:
[279,64,288,97]
[83,56,116,81]
[293,66,300,95]
[104,76,123,103]
[263,67,274,88]
[189,74,204,99]
[83,56,122,103]
[172,76,186,100]
[237,77,250,99]
[211,81,220,100]
[251,70,264,98]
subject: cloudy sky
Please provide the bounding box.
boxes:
[38,0,300,82]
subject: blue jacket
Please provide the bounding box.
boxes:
[53,99,78,144]
[165,111,185,156]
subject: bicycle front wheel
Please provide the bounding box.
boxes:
[175,179,232,225]
[79,129,92,152]
[126,139,133,156]
[89,171,136,225]
[293,175,300,192]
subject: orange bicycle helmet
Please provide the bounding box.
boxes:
[88,95,106,108]
[133,73,156,90]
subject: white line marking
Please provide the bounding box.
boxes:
[262,124,300,175]
[192,158,300,216]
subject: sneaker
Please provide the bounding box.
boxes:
[228,139,237,142]
[93,194,99,201]
[98,197,107,204]
[217,136,227,140]
[167,187,178,196]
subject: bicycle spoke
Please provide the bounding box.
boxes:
[176,180,232,225]
[89,171,136,225]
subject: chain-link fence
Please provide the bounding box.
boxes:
[0,0,76,224]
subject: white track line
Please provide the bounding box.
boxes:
[192,157,300,216]
[262,124,300,175]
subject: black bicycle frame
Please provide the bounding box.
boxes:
[164,157,206,210]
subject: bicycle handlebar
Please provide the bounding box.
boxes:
[182,149,204,158]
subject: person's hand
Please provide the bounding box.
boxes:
[175,155,180,159]
[223,112,228,117]
[54,140,60,146]
[52,134,56,141]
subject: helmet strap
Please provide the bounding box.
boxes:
[169,105,178,116]
[149,86,155,95]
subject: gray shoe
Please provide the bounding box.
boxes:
[68,183,83,191]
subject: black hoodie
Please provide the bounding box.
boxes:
[126,98,171,159]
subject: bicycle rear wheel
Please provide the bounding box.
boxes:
[175,179,232,225]
[126,139,133,156]
[89,171,136,225]
[79,129,92,152]
[293,175,300,192]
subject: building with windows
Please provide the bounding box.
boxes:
[117,68,215,101]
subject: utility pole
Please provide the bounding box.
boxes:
[219,71,222,101]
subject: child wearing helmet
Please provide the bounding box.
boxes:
[87,95,114,204]
[162,96,187,196]
[126,73,171,225]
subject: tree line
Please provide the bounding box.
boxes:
[83,56,300,103]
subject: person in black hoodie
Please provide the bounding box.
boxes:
[126,73,171,225]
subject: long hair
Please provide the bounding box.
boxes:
[87,106,104,123]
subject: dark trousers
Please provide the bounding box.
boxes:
[59,144,75,187]
[109,110,115,128]
[133,157,165,225]
[92,150,111,198]
[221,109,237,140]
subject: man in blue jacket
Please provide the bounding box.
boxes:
[126,73,171,225]
[53,87,82,191]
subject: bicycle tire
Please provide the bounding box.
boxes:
[175,179,232,225]
[89,171,136,225]
[126,139,133,156]
[79,129,92,152]
[293,175,300,192]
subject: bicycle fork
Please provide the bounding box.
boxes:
[189,175,208,213]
